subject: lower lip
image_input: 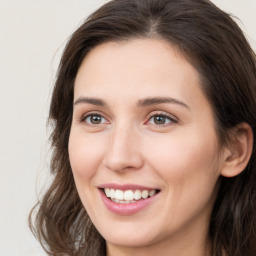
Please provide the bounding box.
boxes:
[99,189,159,215]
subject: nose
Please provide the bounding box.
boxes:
[103,125,143,173]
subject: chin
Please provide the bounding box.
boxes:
[105,234,155,248]
[98,223,162,249]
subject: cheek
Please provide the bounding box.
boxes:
[146,131,221,225]
[68,130,105,182]
[145,128,221,192]
[68,130,106,214]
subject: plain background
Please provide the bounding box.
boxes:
[0,1,255,255]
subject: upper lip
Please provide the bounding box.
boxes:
[98,183,160,191]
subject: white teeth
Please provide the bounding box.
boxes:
[104,188,157,202]
[115,189,124,200]
[134,190,141,200]
[149,190,156,197]
[124,190,133,200]
[142,190,149,199]
[110,189,115,199]
[111,199,137,204]
[105,188,111,197]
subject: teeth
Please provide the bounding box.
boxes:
[110,189,115,199]
[134,190,141,200]
[104,188,157,202]
[142,190,149,199]
[115,190,124,200]
[111,199,137,204]
[149,190,156,197]
[105,188,111,197]
[124,190,133,200]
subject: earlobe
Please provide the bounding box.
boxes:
[220,122,253,178]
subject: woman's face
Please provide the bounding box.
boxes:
[69,39,226,254]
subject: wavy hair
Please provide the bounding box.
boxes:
[29,0,256,255]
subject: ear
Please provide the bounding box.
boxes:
[220,122,253,178]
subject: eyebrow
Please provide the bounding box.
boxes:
[73,96,190,109]
[74,97,106,106]
[137,97,190,109]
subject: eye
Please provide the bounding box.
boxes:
[82,114,108,125]
[146,113,177,127]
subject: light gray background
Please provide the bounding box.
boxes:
[0,1,255,255]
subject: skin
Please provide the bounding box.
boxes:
[68,38,234,256]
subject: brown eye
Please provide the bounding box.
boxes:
[83,114,108,125]
[90,115,102,124]
[153,116,167,125]
[147,113,176,127]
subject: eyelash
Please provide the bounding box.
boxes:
[146,112,178,127]
[80,112,178,127]
[80,112,109,126]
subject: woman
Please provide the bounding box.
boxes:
[29,0,256,255]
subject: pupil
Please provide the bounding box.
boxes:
[154,116,165,124]
[91,115,101,124]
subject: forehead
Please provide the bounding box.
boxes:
[74,38,207,110]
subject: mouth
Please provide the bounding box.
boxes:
[101,187,160,204]
[98,184,160,215]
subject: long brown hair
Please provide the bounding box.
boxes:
[29,0,256,255]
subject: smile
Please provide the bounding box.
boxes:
[104,188,158,203]
[99,185,160,215]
